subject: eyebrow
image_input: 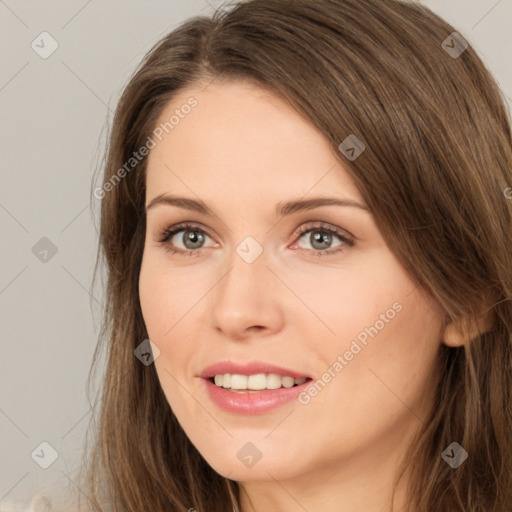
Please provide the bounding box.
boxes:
[145,194,369,217]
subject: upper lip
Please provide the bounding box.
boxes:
[199,361,312,380]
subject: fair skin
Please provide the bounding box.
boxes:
[138,79,450,512]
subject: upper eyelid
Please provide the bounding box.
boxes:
[297,221,353,238]
[159,222,213,240]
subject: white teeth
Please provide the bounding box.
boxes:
[248,373,267,390]
[266,373,282,389]
[281,376,295,388]
[230,374,248,389]
[211,373,308,390]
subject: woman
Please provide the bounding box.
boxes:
[84,0,512,510]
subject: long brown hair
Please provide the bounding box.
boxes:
[83,0,512,510]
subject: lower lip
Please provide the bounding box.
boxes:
[201,378,311,415]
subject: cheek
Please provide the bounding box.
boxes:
[290,251,412,352]
[138,252,211,388]
[299,249,443,413]
[138,252,204,339]
[312,247,440,351]
[139,260,200,419]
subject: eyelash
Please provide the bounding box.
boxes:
[156,221,354,257]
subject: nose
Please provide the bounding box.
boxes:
[211,245,285,340]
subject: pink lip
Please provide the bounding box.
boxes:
[198,361,313,415]
[201,378,312,415]
[199,361,311,380]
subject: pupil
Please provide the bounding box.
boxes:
[312,231,331,250]
[185,230,204,249]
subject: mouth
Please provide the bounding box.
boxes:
[207,373,313,393]
[202,373,313,414]
[198,361,314,413]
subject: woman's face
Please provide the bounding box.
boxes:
[139,79,445,485]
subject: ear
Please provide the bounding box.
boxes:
[442,305,495,348]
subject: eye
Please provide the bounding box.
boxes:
[292,221,354,256]
[156,222,215,256]
[156,221,354,257]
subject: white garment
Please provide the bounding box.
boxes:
[0,493,52,512]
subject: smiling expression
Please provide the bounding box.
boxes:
[138,78,445,483]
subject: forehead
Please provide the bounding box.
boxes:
[145,80,362,206]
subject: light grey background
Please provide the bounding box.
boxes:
[1,0,511,509]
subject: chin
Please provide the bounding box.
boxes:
[198,443,309,482]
